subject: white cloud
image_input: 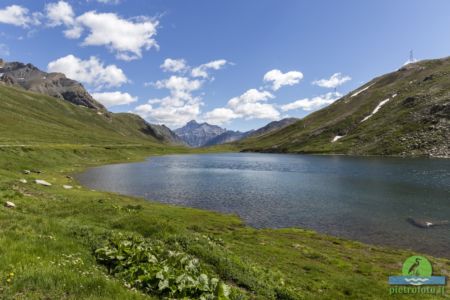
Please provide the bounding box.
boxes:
[154,75,202,96]
[160,58,188,73]
[202,89,280,125]
[0,5,40,28]
[134,96,202,128]
[75,12,159,61]
[92,91,137,108]
[191,59,227,78]
[203,108,239,125]
[263,69,303,91]
[227,89,274,107]
[45,1,75,27]
[44,1,159,61]
[134,76,203,127]
[281,92,342,112]
[312,73,351,88]
[47,55,128,90]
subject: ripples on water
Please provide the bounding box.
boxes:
[77,153,450,257]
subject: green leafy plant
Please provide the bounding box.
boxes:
[95,234,231,299]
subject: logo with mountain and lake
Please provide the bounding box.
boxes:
[389,256,446,295]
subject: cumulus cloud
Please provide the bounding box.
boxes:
[92,91,137,108]
[202,89,280,125]
[135,98,202,128]
[44,1,159,61]
[191,59,227,78]
[45,1,75,27]
[154,76,202,96]
[0,5,41,28]
[76,12,159,61]
[203,108,239,125]
[160,58,188,73]
[47,55,128,90]
[134,76,203,127]
[312,73,351,88]
[263,69,303,91]
[281,92,342,112]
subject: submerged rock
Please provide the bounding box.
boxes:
[35,179,52,186]
[407,217,449,229]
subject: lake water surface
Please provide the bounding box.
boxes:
[77,153,450,257]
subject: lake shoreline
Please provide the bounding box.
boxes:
[76,152,450,259]
[2,144,447,298]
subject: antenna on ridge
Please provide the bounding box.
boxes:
[409,50,414,62]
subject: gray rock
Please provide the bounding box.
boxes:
[4,201,16,208]
[35,179,52,186]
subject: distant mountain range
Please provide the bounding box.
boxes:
[3,56,447,157]
[174,118,298,147]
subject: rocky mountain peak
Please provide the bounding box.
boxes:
[174,120,228,147]
[0,59,105,111]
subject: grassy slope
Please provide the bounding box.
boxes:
[236,58,450,156]
[0,85,171,146]
[0,86,449,299]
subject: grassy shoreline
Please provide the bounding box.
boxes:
[0,145,449,299]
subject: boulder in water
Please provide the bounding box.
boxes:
[407,217,449,228]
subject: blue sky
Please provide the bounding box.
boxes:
[1,0,450,131]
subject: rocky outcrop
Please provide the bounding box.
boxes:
[0,60,105,110]
[147,124,186,145]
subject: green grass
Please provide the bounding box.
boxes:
[0,84,172,146]
[0,145,449,299]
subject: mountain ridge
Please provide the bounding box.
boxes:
[236,57,450,157]
[0,59,105,110]
[0,58,182,146]
[174,120,228,147]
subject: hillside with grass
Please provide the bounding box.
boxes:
[0,84,181,146]
[237,58,450,157]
